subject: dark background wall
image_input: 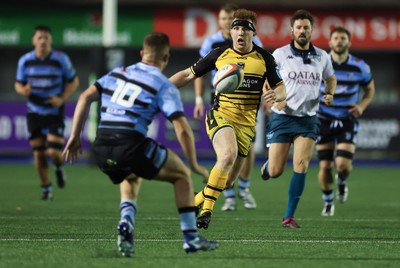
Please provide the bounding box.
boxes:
[1,1,399,160]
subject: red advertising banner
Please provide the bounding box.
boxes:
[155,8,400,50]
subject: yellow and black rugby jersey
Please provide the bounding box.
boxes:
[191,43,282,126]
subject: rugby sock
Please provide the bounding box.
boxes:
[201,167,229,214]
[337,173,348,194]
[238,177,250,196]
[120,200,137,225]
[223,185,235,199]
[322,190,334,205]
[178,207,198,241]
[284,172,306,219]
[194,190,205,207]
[41,183,52,193]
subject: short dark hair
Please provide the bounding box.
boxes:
[143,32,170,60]
[143,32,170,52]
[290,9,314,27]
[330,26,351,40]
[34,25,52,35]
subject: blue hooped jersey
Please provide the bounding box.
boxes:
[95,62,184,136]
[319,54,372,120]
[16,50,77,116]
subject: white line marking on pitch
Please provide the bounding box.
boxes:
[0,216,399,223]
[1,238,399,244]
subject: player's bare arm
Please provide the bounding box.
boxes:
[14,82,31,97]
[63,84,99,163]
[323,74,337,106]
[193,77,205,120]
[273,81,287,102]
[169,68,197,88]
[263,80,287,110]
[172,115,209,182]
[349,79,375,118]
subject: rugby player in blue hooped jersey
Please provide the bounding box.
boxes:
[260,10,337,228]
[194,3,264,212]
[63,32,219,257]
[317,26,375,217]
[15,25,79,201]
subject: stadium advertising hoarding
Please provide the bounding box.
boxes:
[0,102,399,160]
[0,7,152,46]
[0,7,399,50]
[0,102,213,156]
[155,8,400,50]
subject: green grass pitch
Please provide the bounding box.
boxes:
[0,162,399,267]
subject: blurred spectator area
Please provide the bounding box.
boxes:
[1,3,399,104]
[0,2,399,160]
[2,0,400,8]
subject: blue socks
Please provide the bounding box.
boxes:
[284,172,306,219]
[178,207,198,241]
[322,190,334,205]
[238,178,250,196]
[120,200,137,225]
[223,186,235,199]
[222,178,250,199]
[41,183,52,193]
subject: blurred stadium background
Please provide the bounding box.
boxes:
[0,0,399,162]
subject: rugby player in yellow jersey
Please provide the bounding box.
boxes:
[170,9,286,229]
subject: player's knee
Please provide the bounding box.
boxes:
[336,164,352,176]
[33,148,46,159]
[336,150,353,175]
[174,165,191,183]
[268,166,284,178]
[217,151,236,170]
[293,158,311,173]
[47,148,61,159]
[319,161,333,172]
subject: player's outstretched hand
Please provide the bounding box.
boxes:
[63,136,82,164]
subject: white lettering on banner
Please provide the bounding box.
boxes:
[0,116,12,139]
[258,15,369,40]
[14,116,28,139]
[63,29,131,45]
[371,17,400,41]
[182,8,400,48]
[257,16,278,37]
[0,30,19,44]
[257,15,292,38]
[320,17,366,40]
[184,8,217,47]
[357,119,400,149]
